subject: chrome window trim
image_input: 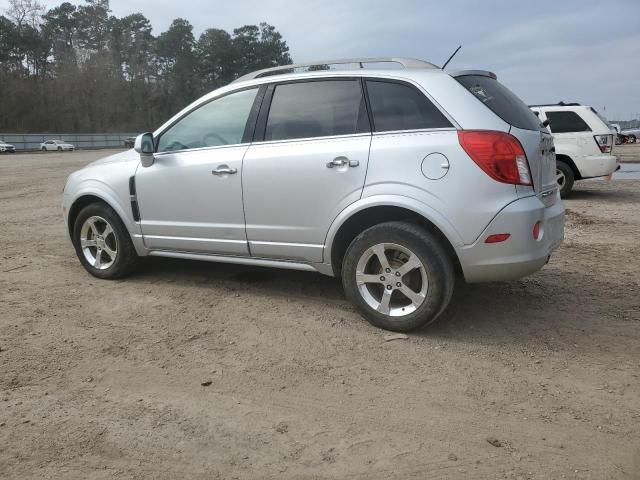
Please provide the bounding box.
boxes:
[152,142,251,157]
[371,127,458,137]
[250,131,372,147]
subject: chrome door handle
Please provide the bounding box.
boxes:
[212,167,237,175]
[326,157,359,168]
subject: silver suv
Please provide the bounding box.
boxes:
[62,58,564,331]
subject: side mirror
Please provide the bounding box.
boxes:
[134,133,155,167]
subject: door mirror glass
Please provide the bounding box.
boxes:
[134,132,155,167]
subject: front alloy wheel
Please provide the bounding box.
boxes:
[73,203,138,279]
[80,216,118,269]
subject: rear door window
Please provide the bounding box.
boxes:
[365,80,452,132]
[264,80,368,141]
[455,74,541,131]
[545,111,591,133]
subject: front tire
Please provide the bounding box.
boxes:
[72,203,138,279]
[556,161,575,198]
[342,221,455,332]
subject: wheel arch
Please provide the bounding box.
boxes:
[325,198,463,277]
[67,189,145,255]
[555,154,581,180]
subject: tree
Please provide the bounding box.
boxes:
[196,28,235,89]
[0,0,294,133]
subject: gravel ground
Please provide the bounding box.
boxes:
[1,151,639,479]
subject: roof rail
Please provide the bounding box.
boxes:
[529,101,582,107]
[233,57,438,83]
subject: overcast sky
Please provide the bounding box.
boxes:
[5,0,640,120]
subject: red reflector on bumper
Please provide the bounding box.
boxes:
[485,233,511,243]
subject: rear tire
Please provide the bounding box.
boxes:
[556,161,575,198]
[342,221,455,332]
[72,203,138,279]
[57,146,62,151]
[41,147,46,152]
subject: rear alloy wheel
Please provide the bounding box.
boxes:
[556,161,575,198]
[342,221,454,332]
[73,203,138,279]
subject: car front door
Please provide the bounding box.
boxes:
[135,87,261,255]
[242,79,371,262]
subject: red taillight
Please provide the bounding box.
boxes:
[458,130,532,186]
[533,221,541,240]
[485,233,511,243]
[594,134,613,153]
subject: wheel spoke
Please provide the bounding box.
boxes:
[94,250,102,268]
[398,285,425,307]
[81,238,96,248]
[377,289,392,314]
[396,254,422,277]
[88,218,99,237]
[356,272,384,285]
[372,244,390,271]
[102,223,114,238]
[103,245,116,259]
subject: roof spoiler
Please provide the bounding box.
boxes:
[450,70,497,80]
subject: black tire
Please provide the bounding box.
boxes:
[41,147,47,152]
[72,202,138,279]
[556,161,574,198]
[342,221,455,332]
[57,146,62,151]
[630,135,637,144]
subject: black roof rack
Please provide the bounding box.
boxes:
[529,101,582,107]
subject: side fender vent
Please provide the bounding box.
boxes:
[129,176,141,222]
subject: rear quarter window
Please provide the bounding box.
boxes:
[545,111,592,133]
[455,75,541,131]
[365,80,452,132]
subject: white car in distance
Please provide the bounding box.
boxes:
[530,103,618,197]
[0,140,16,153]
[40,140,75,152]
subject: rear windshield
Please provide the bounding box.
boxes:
[590,107,613,129]
[455,75,541,131]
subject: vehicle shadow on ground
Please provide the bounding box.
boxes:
[133,257,627,351]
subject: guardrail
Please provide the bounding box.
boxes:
[0,133,137,151]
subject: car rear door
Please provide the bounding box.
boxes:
[242,78,371,262]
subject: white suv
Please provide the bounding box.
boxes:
[62,58,564,332]
[530,103,618,196]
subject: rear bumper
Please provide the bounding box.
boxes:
[457,194,565,283]
[579,154,617,178]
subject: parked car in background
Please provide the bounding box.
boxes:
[63,57,564,332]
[0,140,16,153]
[41,140,75,152]
[620,127,639,144]
[530,103,618,197]
[124,137,136,148]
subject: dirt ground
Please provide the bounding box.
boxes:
[1,150,639,479]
